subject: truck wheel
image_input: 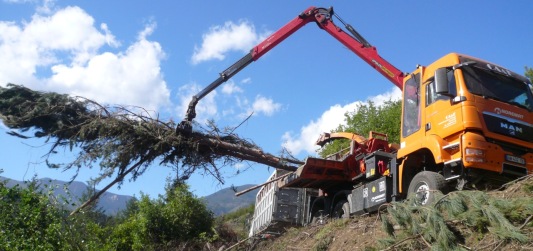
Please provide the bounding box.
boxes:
[408,171,447,206]
[332,200,350,219]
[311,210,327,225]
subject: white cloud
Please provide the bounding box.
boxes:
[0,6,171,112]
[0,121,8,130]
[240,77,251,84]
[221,80,243,95]
[36,0,56,14]
[246,95,281,117]
[233,162,246,170]
[281,102,361,156]
[282,87,402,156]
[191,20,270,64]
[27,6,118,63]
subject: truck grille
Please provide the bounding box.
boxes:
[502,163,528,177]
[483,112,533,143]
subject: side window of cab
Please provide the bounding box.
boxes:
[402,74,420,137]
[427,70,457,106]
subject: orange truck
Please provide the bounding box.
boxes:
[179,6,532,229]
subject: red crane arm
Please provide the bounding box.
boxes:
[251,7,404,88]
[179,6,404,130]
[250,6,317,59]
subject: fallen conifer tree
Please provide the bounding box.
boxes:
[0,84,301,214]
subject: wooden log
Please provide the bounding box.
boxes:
[197,136,302,172]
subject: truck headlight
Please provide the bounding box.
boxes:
[465,147,485,163]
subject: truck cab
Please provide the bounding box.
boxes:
[398,53,533,197]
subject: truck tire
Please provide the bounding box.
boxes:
[311,210,327,225]
[332,200,350,219]
[408,171,447,206]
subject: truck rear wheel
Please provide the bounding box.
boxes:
[311,210,327,225]
[408,171,447,206]
[332,200,350,219]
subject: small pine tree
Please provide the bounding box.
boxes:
[380,189,532,250]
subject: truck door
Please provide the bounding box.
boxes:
[424,69,461,142]
[399,73,424,156]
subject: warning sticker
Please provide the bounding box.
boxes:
[379,181,386,192]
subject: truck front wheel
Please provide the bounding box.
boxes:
[407,171,447,205]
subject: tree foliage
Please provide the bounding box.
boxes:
[0,84,300,213]
[525,66,533,83]
[0,178,110,250]
[108,183,215,250]
[0,84,291,181]
[0,180,63,250]
[344,99,401,142]
[0,175,222,250]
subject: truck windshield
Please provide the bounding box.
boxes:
[462,66,533,111]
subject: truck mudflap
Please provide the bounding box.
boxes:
[350,176,392,215]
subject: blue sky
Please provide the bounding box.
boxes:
[1,0,532,198]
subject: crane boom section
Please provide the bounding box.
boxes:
[250,6,404,88]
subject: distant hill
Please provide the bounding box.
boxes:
[0,176,133,215]
[202,184,258,216]
[1,176,259,216]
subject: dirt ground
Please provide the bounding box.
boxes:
[244,176,533,251]
[249,214,388,250]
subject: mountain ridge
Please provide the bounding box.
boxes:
[0,176,133,215]
[1,176,259,216]
[202,184,259,216]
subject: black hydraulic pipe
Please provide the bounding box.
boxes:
[195,52,254,101]
[333,12,371,48]
[179,52,254,132]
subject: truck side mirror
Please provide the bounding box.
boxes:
[435,68,453,97]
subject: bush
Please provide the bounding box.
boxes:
[109,183,215,250]
[0,179,107,250]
